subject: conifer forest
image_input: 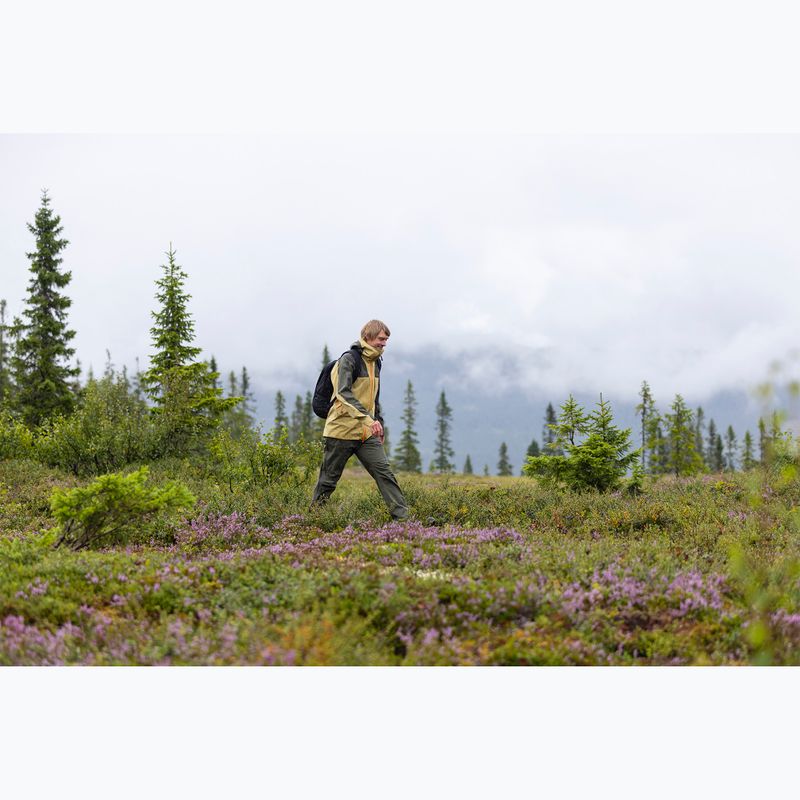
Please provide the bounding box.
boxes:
[3,192,800,665]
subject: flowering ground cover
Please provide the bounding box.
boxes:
[2,460,800,665]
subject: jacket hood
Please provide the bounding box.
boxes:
[357,339,383,362]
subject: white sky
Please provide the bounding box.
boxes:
[2,133,799,404]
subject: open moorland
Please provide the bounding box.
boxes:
[2,458,800,666]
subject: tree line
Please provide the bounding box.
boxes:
[1,192,784,480]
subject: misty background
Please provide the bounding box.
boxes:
[2,134,799,471]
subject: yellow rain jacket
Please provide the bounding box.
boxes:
[323,339,383,441]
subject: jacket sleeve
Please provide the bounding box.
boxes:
[375,376,384,426]
[334,353,375,426]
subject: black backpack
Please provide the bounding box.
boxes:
[312,346,359,419]
[312,346,380,419]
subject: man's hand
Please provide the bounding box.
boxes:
[371,420,384,442]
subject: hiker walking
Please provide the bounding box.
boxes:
[311,319,409,521]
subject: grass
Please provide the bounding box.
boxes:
[1,458,799,665]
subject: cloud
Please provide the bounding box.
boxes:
[2,134,799,404]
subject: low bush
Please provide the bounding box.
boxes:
[50,466,196,550]
[209,427,323,492]
[0,411,35,460]
[35,375,165,476]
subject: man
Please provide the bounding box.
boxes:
[312,319,409,520]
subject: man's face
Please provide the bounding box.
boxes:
[365,331,390,352]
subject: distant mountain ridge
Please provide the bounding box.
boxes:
[252,345,794,475]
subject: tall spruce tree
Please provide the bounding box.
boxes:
[664,395,703,477]
[724,425,738,472]
[395,380,422,473]
[694,406,706,466]
[240,366,256,428]
[706,419,719,471]
[223,366,256,438]
[382,425,391,459]
[289,394,303,443]
[274,390,289,434]
[497,442,513,476]
[645,411,668,476]
[742,430,756,470]
[542,402,561,455]
[146,246,201,379]
[635,381,655,472]
[11,191,79,426]
[143,244,237,452]
[433,389,455,473]
[713,432,724,472]
[209,356,219,390]
[463,454,474,475]
[300,391,314,440]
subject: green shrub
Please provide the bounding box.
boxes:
[35,375,165,476]
[50,466,195,550]
[524,395,640,492]
[0,412,35,460]
[209,427,323,491]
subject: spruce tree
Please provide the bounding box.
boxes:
[143,244,237,452]
[223,366,256,438]
[543,402,562,455]
[433,389,455,473]
[524,395,639,492]
[724,425,738,472]
[713,432,724,472]
[497,442,513,476]
[646,412,668,476]
[664,395,703,477]
[463,454,473,475]
[523,439,540,475]
[395,380,422,473]
[694,406,706,466]
[146,246,201,378]
[483,464,489,476]
[555,395,588,446]
[289,394,303,443]
[11,191,79,426]
[742,430,756,470]
[382,425,391,459]
[635,381,655,472]
[209,356,219,390]
[321,345,331,368]
[274,391,289,434]
[240,366,256,429]
[300,391,314,440]
[706,419,719,471]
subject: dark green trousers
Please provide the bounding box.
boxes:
[312,436,409,520]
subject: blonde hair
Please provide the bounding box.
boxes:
[361,319,391,339]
